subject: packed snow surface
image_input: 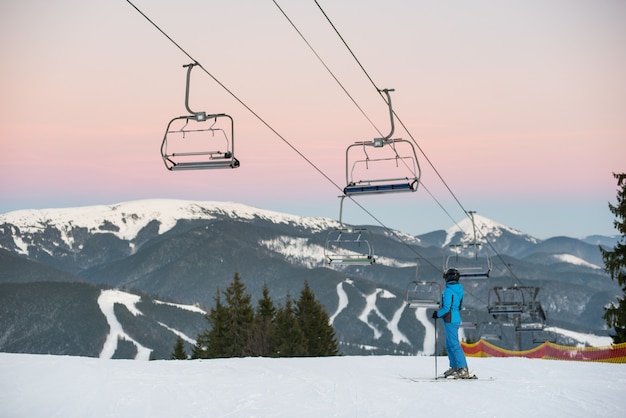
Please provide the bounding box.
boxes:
[1,353,624,417]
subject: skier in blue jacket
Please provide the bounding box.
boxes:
[432,268,469,378]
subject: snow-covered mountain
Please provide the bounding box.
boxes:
[442,212,539,247]
[0,199,621,358]
[0,199,337,257]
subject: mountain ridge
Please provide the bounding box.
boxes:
[0,199,621,358]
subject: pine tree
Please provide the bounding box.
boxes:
[273,293,308,357]
[296,280,339,356]
[601,173,626,343]
[191,290,232,359]
[223,272,255,357]
[191,333,208,359]
[207,289,235,358]
[171,335,187,360]
[247,283,277,356]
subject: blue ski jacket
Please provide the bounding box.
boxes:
[436,281,464,323]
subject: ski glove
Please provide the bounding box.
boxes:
[432,311,438,319]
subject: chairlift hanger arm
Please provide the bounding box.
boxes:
[183,62,206,121]
[375,88,395,146]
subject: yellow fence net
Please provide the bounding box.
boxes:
[462,339,626,363]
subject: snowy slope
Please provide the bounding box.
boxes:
[1,353,624,418]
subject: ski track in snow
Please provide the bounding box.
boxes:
[414,307,436,355]
[334,279,410,345]
[157,322,197,345]
[98,290,200,358]
[331,278,461,351]
[97,290,152,360]
[329,281,349,325]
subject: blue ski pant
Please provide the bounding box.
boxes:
[444,322,467,369]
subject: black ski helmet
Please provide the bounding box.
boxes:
[444,268,460,282]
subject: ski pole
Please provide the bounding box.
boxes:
[433,314,438,379]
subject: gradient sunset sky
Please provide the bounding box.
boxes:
[1,0,624,239]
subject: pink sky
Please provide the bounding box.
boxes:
[1,0,625,239]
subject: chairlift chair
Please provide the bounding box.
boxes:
[161,63,240,171]
[324,196,375,265]
[487,286,546,321]
[487,286,526,316]
[343,89,421,196]
[444,211,492,278]
[460,308,479,330]
[324,227,375,265]
[478,321,503,341]
[445,242,492,279]
[515,297,547,332]
[531,329,557,344]
[405,280,442,309]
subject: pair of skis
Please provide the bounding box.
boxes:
[400,373,494,382]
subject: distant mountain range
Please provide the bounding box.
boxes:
[0,199,620,358]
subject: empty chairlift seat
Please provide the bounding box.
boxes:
[445,242,492,279]
[161,113,239,170]
[343,139,421,195]
[324,196,376,265]
[405,280,441,309]
[343,89,421,196]
[324,227,375,265]
[160,62,240,171]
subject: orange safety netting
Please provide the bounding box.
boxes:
[462,339,626,363]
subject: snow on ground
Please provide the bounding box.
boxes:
[1,353,624,418]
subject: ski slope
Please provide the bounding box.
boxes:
[1,353,624,417]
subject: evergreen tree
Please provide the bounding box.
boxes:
[273,293,308,357]
[247,283,277,356]
[192,290,232,358]
[223,272,255,357]
[191,333,208,359]
[296,280,339,356]
[601,173,626,343]
[171,335,187,360]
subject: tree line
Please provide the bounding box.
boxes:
[602,172,626,344]
[171,272,339,359]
